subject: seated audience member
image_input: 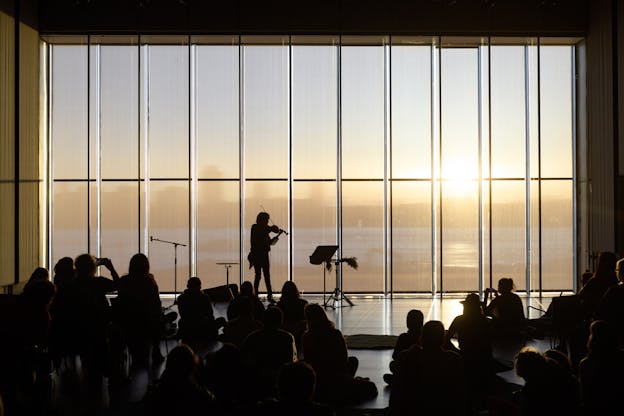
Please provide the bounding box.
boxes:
[20,267,56,348]
[595,266,624,347]
[578,320,624,415]
[577,251,618,319]
[52,257,75,288]
[484,278,526,337]
[390,320,465,416]
[302,303,377,405]
[144,344,215,416]
[543,349,581,414]
[116,253,163,368]
[222,296,262,347]
[259,361,335,416]
[242,306,297,400]
[12,267,56,414]
[204,343,250,409]
[447,293,493,375]
[446,293,493,410]
[580,270,593,289]
[515,347,574,416]
[383,309,424,385]
[73,254,119,378]
[277,281,308,345]
[176,277,224,347]
[23,267,52,294]
[227,280,265,322]
[49,257,79,366]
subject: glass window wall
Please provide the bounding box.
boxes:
[46,36,579,294]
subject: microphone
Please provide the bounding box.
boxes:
[150,236,153,241]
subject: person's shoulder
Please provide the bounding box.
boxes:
[442,349,463,366]
[443,348,462,359]
[449,314,464,327]
[328,327,345,341]
[176,291,190,304]
[397,332,410,342]
[605,283,624,297]
[403,344,423,356]
[242,327,263,345]
[277,328,295,339]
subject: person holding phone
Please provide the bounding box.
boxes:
[73,254,119,378]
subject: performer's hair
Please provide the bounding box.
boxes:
[256,211,270,224]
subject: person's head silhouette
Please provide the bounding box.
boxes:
[461,293,482,316]
[256,212,270,226]
[129,253,150,277]
[264,306,283,330]
[162,344,199,383]
[278,361,316,404]
[240,281,255,297]
[305,303,334,332]
[280,281,300,301]
[421,320,445,351]
[54,257,74,277]
[515,347,547,381]
[406,309,424,333]
[497,278,514,294]
[75,254,97,278]
[187,277,202,292]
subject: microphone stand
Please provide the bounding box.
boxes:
[150,236,187,303]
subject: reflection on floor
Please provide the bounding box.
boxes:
[50,293,561,413]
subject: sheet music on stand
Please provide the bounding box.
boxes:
[309,245,338,265]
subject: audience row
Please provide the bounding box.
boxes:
[1,250,624,416]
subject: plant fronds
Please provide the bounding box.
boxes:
[343,257,358,270]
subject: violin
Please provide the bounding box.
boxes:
[270,226,288,245]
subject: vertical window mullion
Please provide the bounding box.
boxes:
[571,45,578,293]
[238,37,244,286]
[47,44,54,268]
[190,38,197,276]
[288,36,293,282]
[87,36,91,254]
[524,44,532,295]
[94,43,102,259]
[537,38,543,296]
[437,38,443,295]
[337,37,343,288]
[487,39,493,293]
[477,43,484,297]
[384,38,391,296]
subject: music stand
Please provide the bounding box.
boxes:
[309,245,338,307]
[309,245,354,309]
[324,257,355,308]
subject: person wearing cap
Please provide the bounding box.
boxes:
[446,293,493,410]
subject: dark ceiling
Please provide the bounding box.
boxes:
[28,0,588,36]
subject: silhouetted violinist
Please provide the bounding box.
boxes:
[249,212,284,303]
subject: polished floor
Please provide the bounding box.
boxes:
[50,293,560,413]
